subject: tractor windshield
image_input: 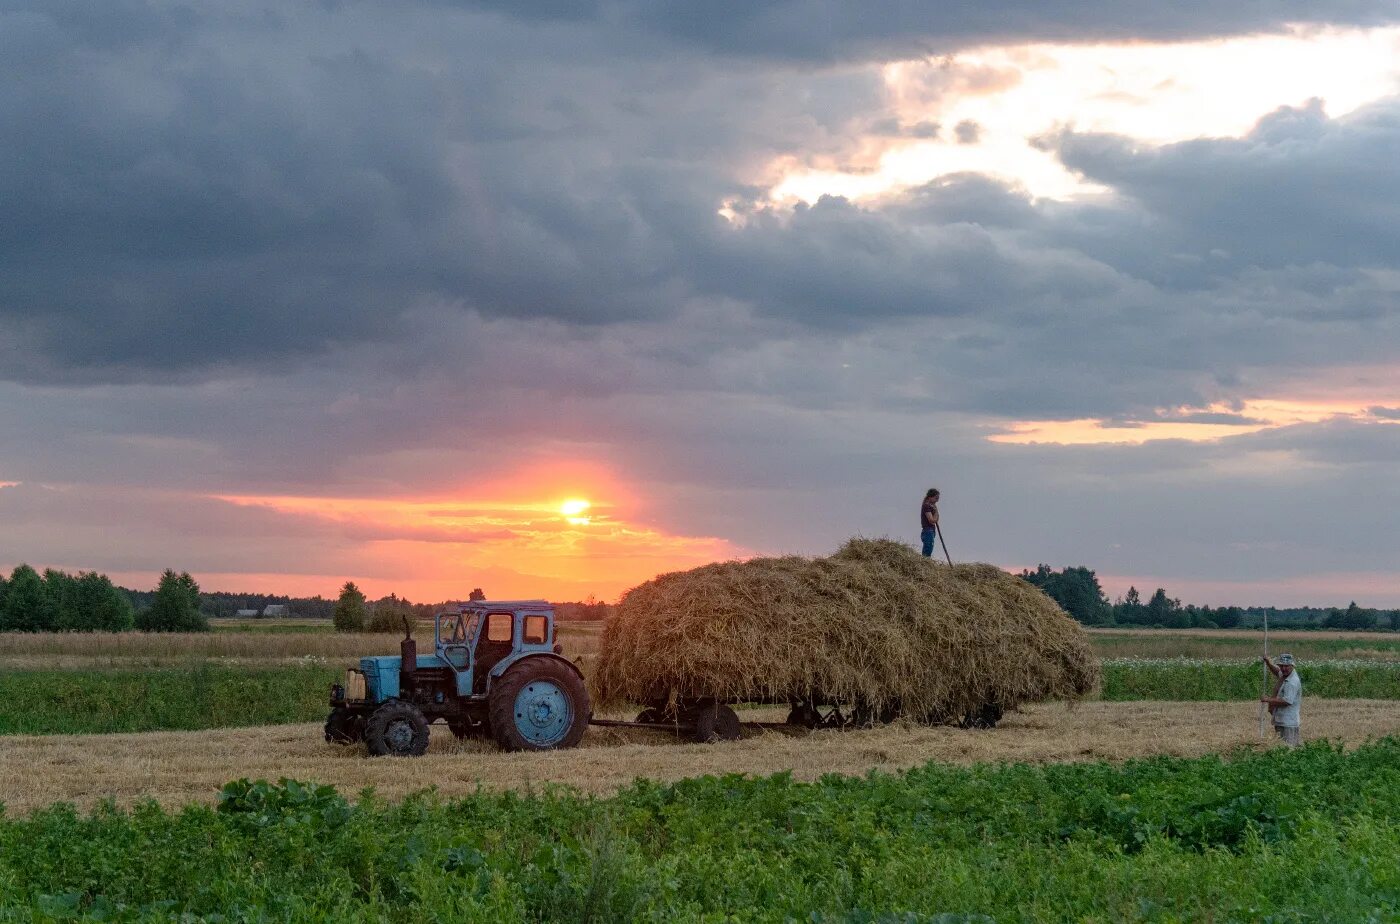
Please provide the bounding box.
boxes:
[437,611,484,647]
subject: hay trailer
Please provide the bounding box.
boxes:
[326,600,589,755]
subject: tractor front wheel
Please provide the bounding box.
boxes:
[489,659,590,751]
[364,700,431,756]
[324,707,365,744]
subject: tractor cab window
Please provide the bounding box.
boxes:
[438,612,480,646]
[485,612,513,643]
[523,614,548,645]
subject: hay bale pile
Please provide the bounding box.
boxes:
[591,538,1099,721]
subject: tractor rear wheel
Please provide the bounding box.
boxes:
[324,707,365,744]
[489,658,590,751]
[691,702,742,743]
[364,700,431,756]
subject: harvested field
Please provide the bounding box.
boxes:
[3,699,1397,815]
[595,538,1097,718]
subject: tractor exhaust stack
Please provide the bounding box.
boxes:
[400,616,417,690]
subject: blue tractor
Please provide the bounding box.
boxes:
[325,600,590,755]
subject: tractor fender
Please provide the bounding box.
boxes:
[486,651,585,693]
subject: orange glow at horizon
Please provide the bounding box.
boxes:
[213,481,747,603]
[989,399,1400,446]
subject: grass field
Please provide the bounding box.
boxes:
[1087,627,1400,661]
[2,628,1396,737]
[4,622,1396,670]
[1102,657,1400,700]
[0,623,604,670]
[1,658,1394,737]
[3,699,1398,814]
[0,664,337,735]
[2,738,1398,920]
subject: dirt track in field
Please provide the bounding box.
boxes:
[3,700,1399,815]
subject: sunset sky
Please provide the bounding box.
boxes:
[2,1,1398,606]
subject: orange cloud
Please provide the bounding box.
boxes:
[988,398,1400,446]
[214,467,748,602]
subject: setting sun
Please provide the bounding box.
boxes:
[560,499,591,518]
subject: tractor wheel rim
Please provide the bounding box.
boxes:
[514,680,571,745]
[385,718,414,750]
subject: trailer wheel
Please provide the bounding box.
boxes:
[785,700,820,729]
[324,707,365,744]
[959,703,1004,730]
[489,658,590,751]
[691,702,742,742]
[364,700,431,756]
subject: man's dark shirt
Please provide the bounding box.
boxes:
[921,498,938,529]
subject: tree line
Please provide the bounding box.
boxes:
[0,565,208,632]
[1021,564,1400,630]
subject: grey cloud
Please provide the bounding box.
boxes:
[1370,406,1400,420]
[1047,98,1400,273]
[954,119,981,144]
[446,0,1400,62]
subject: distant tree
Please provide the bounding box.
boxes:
[367,593,409,633]
[1341,601,1378,631]
[44,568,80,630]
[1113,586,1146,625]
[332,581,368,633]
[1020,565,1112,625]
[137,570,209,632]
[69,571,135,631]
[1145,588,1185,628]
[468,588,486,602]
[1323,607,1345,630]
[0,564,57,631]
[1214,605,1243,629]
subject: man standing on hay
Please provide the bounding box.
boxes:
[1260,653,1303,747]
[920,488,941,557]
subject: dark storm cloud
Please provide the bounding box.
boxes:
[445,0,1400,62]
[0,0,907,382]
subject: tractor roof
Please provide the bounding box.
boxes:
[457,599,552,612]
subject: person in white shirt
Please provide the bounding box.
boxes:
[1260,653,1303,747]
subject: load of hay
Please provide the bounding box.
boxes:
[591,538,1099,721]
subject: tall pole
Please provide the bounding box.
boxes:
[1259,610,1270,737]
[937,526,953,567]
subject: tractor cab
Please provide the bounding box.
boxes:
[328,599,588,755]
[434,600,558,695]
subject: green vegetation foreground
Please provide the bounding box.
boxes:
[1,741,1397,921]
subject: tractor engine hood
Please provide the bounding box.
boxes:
[358,655,445,702]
